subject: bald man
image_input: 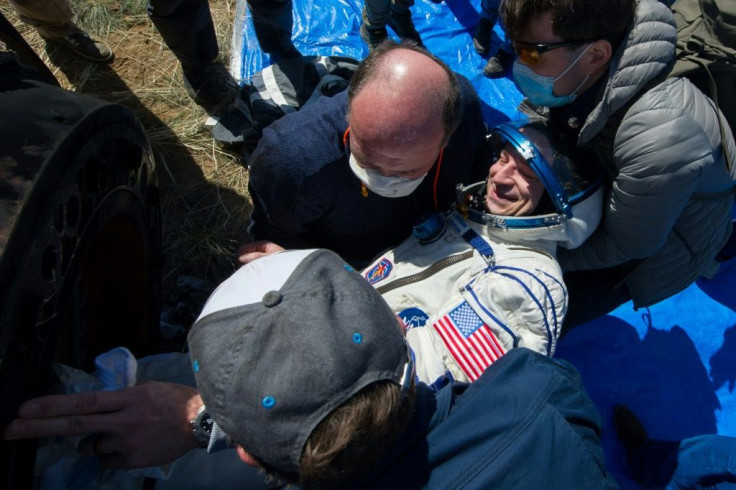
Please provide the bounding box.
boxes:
[246,40,489,268]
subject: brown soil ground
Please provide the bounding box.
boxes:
[1,0,252,316]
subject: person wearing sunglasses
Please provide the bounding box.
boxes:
[500,0,736,330]
[364,119,604,385]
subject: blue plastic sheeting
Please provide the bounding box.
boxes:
[558,256,736,489]
[230,2,736,487]
[230,0,523,129]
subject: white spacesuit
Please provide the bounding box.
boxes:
[363,120,604,384]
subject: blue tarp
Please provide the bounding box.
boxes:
[558,258,736,488]
[230,1,736,487]
[230,0,523,129]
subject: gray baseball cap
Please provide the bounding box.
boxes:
[188,249,412,474]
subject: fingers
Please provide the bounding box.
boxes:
[3,382,202,469]
[238,251,269,264]
[3,390,132,441]
[3,411,123,440]
[236,241,268,256]
[236,244,252,257]
[236,241,285,264]
[18,390,127,418]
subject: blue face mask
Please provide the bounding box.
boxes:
[512,43,592,108]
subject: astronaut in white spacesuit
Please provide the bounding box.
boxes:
[363,119,604,384]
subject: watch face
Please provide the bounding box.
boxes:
[193,407,214,446]
[198,412,214,433]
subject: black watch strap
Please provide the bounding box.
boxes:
[191,405,214,448]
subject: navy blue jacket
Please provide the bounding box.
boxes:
[248,76,489,268]
[353,348,618,489]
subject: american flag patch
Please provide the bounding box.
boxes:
[433,301,506,381]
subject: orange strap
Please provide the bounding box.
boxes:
[432,148,444,210]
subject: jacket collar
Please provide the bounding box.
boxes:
[577,0,677,144]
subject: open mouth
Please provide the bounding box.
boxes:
[491,184,518,203]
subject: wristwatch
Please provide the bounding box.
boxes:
[191,405,214,448]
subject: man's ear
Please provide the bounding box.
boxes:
[236,445,259,467]
[585,39,613,73]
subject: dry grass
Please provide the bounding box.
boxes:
[1,0,253,299]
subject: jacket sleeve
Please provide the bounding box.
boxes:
[247,93,348,249]
[544,357,612,484]
[248,179,326,249]
[465,251,566,357]
[559,83,717,271]
[247,132,330,249]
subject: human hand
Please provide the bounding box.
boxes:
[2,381,202,469]
[237,240,285,264]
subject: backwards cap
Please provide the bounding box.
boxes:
[188,249,412,474]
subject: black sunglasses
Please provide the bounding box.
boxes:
[512,39,597,65]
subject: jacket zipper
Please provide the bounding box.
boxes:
[375,250,475,295]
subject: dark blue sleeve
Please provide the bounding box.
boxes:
[248,91,349,248]
[353,349,616,489]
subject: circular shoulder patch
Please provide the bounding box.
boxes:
[399,307,429,331]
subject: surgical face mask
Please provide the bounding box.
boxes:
[512,43,592,108]
[348,153,427,198]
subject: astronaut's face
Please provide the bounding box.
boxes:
[485,133,546,216]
